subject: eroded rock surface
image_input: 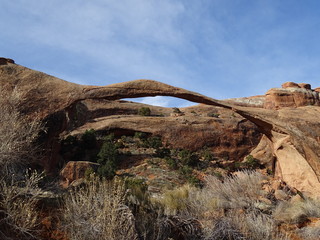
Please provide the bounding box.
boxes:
[2,60,320,197]
[265,82,320,109]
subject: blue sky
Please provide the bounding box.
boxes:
[1,0,320,107]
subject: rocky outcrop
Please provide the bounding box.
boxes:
[0,57,15,65]
[224,95,265,108]
[249,135,275,169]
[60,161,99,187]
[265,82,320,109]
[2,60,320,198]
[66,100,261,160]
[233,106,320,197]
[281,82,300,88]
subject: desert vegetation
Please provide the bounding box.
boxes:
[2,90,320,240]
[0,89,45,239]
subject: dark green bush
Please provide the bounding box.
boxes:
[243,155,261,169]
[134,132,147,140]
[202,148,214,161]
[81,129,97,149]
[143,136,163,149]
[97,134,119,179]
[179,165,193,176]
[155,147,171,158]
[178,150,199,166]
[165,157,178,170]
[138,107,151,116]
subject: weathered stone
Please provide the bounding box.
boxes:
[60,161,99,187]
[282,82,300,88]
[2,62,320,198]
[298,83,311,89]
[264,87,320,109]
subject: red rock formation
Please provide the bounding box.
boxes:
[60,161,99,187]
[282,82,300,88]
[2,60,320,198]
[264,82,320,109]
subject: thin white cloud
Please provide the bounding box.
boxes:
[1,0,320,102]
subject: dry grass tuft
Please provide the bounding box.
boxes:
[158,184,195,215]
[204,170,266,210]
[0,170,45,239]
[62,177,138,240]
[0,88,43,174]
[273,198,320,224]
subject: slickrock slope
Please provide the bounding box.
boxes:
[1,58,320,197]
[234,105,320,197]
[0,60,260,173]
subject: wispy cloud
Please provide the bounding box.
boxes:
[1,0,320,105]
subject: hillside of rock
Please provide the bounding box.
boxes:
[1,57,320,198]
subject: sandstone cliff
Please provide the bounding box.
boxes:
[1,58,320,197]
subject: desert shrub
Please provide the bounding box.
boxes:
[204,217,246,240]
[81,129,97,149]
[155,147,171,158]
[204,170,265,210]
[62,177,138,240]
[97,134,119,179]
[125,177,149,205]
[159,185,195,215]
[138,107,151,116]
[134,132,147,140]
[165,157,178,170]
[0,88,43,174]
[243,155,261,169]
[157,215,203,240]
[298,224,320,240]
[202,148,214,161]
[178,149,199,167]
[207,112,220,118]
[186,175,202,187]
[238,211,277,240]
[273,198,320,224]
[142,136,163,149]
[0,170,45,240]
[179,165,193,176]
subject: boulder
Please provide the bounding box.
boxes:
[60,161,99,187]
[0,57,15,65]
[281,82,300,88]
[249,135,275,169]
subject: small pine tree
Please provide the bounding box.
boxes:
[97,134,119,179]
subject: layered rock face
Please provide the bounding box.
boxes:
[2,60,320,197]
[0,61,260,173]
[265,81,320,109]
